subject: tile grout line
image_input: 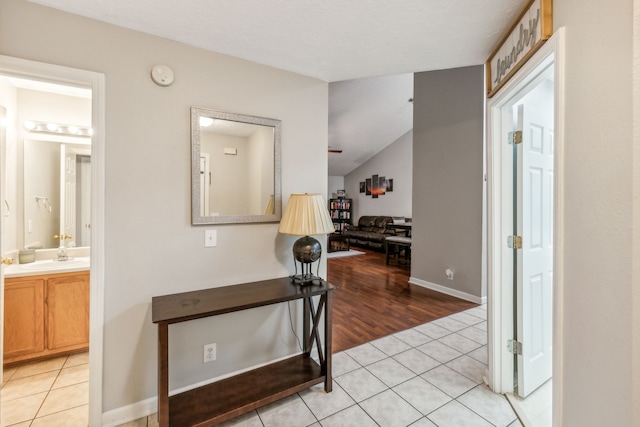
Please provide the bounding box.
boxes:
[117,309,495,427]
[328,310,497,426]
[428,310,517,426]
[32,355,68,423]
[1,355,91,426]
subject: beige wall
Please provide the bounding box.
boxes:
[554,0,636,424]
[0,79,18,252]
[0,0,328,417]
[327,175,345,200]
[202,133,251,215]
[634,1,640,424]
[411,65,485,300]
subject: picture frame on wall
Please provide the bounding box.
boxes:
[379,176,387,196]
[372,175,379,198]
[361,174,395,197]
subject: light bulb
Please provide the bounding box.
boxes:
[24,120,36,130]
[199,117,214,127]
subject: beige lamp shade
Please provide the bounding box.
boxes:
[278,193,335,236]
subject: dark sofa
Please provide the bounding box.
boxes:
[342,216,396,251]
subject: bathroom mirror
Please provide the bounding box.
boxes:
[23,138,91,249]
[191,107,281,225]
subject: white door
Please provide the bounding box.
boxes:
[78,155,91,246]
[200,153,210,216]
[61,144,77,243]
[515,102,554,397]
[0,107,7,379]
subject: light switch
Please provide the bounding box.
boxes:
[205,230,217,247]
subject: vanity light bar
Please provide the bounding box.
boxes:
[24,120,93,137]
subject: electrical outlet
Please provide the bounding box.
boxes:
[203,343,216,363]
[445,268,454,280]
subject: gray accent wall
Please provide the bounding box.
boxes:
[411,66,484,300]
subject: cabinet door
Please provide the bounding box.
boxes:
[46,272,90,350]
[4,278,45,358]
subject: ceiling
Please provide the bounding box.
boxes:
[4,76,91,99]
[328,74,414,176]
[28,0,528,175]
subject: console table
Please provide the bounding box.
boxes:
[152,277,336,427]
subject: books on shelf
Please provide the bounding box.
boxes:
[333,222,348,232]
[330,211,350,219]
[328,198,352,232]
[329,200,351,210]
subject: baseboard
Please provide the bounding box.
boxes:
[101,352,305,426]
[409,277,486,305]
[506,393,534,427]
[102,397,157,427]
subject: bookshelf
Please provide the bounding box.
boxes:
[329,198,352,233]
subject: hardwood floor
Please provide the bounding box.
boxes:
[327,248,477,353]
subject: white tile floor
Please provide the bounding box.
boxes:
[1,352,89,427]
[207,304,522,427]
[507,380,552,427]
[2,306,524,427]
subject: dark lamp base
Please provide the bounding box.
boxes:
[290,236,325,286]
[289,273,324,286]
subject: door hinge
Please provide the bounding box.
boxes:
[507,235,523,249]
[508,339,523,355]
[508,130,523,145]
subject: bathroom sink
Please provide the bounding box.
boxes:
[19,258,89,271]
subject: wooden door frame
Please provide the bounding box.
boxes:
[486,28,565,424]
[0,55,105,427]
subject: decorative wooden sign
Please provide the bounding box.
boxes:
[486,0,552,97]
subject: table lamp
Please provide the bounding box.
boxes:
[278,193,335,285]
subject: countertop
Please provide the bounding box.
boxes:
[4,257,90,278]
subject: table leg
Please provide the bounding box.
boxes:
[158,323,169,427]
[385,240,391,264]
[308,296,325,367]
[324,290,333,392]
[303,297,311,355]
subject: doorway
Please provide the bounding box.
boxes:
[487,30,565,426]
[0,56,105,426]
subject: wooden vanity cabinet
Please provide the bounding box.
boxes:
[46,272,90,351]
[3,278,46,359]
[3,271,89,365]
